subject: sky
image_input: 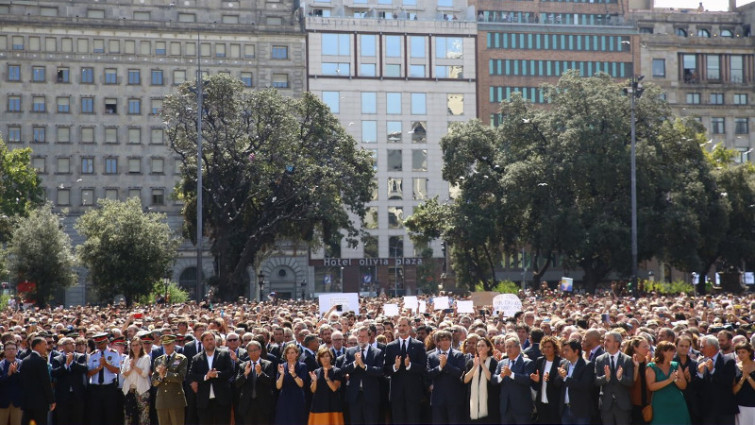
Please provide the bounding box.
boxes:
[652,0,754,10]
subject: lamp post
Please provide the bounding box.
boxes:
[257,272,265,302]
[195,31,204,303]
[628,74,644,298]
[299,281,307,300]
[164,269,171,304]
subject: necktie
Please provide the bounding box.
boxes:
[610,355,616,372]
[98,352,105,384]
[401,340,407,358]
[251,362,257,398]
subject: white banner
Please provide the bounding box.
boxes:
[403,296,418,311]
[433,296,450,310]
[318,293,359,315]
[493,294,522,316]
[456,300,474,314]
[383,303,400,317]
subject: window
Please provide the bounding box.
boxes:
[322,34,350,56]
[676,28,687,37]
[128,158,141,174]
[8,96,21,112]
[411,121,426,143]
[387,121,401,143]
[151,189,165,205]
[686,93,700,104]
[244,45,255,58]
[7,126,21,143]
[386,36,401,57]
[216,44,228,58]
[155,41,166,55]
[81,67,94,84]
[150,99,163,115]
[151,70,163,85]
[105,128,118,144]
[272,74,288,88]
[360,64,376,77]
[57,67,69,83]
[271,46,288,59]
[388,208,403,229]
[447,94,463,115]
[61,38,73,52]
[731,56,744,83]
[410,93,426,115]
[436,65,463,79]
[57,189,70,206]
[706,55,720,80]
[361,35,376,57]
[387,149,402,171]
[266,17,283,25]
[81,157,94,174]
[240,72,252,87]
[178,13,196,22]
[388,235,403,257]
[150,129,164,145]
[11,36,23,50]
[222,15,239,24]
[385,64,401,77]
[105,157,118,174]
[652,59,665,78]
[412,149,427,171]
[322,91,339,114]
[734,93,748,105]
[682,54,697,83]
[388,177,403,200]
[32,66,45,82]
[109,40,120,53]
[362,121,377,143]
[173,71,187,86]
[128,99,141,115]
[709,93,723,105]
[361,92,376,114]
[364,208,378,230]
[81,127,95,144]
[81,189,95,206]
[409,65,425,78]
[735,118,749,134]
[56,97,70,113]
[105,189,118,200]
[105,98,117,114]
[413,178,428,200]
[103,68,117,84]
[711,117,725,134]
[697,29,710,38]
[322,63,350,76]
[141,41,151,55]
[151,158,164,174]
[32,157,45,173]
[7,65,20,81]
[386,93,401,114]
[409,36,425,58]
[32,96,46,112]
[56,127,70,143]
[128,188,141,201]
[171,42,182,56]
[128,69,141,85]
[128,128,141,144]
[81,97,94,114]
[436,37,462,59]
[56,157,70,174]
[32,127,46,143]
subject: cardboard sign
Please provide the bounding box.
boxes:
[383,303,400,317]
[318,293,359,314]
[457,300,474,314]
[470,291,499,307]
[433,296,450,310]
[403,296,418,311]
[560,277,573,292]
[493,294,522,316]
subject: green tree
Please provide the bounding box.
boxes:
[418,71,713,292]
[76,198,180,306]
[164,75,374,300]
[6,203,76,307]
[0,137,45,241]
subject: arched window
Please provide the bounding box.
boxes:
[697,28,710,38]
[720,29,733,37]
[676,28,687,37]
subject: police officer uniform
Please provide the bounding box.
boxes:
[87,333,122,425]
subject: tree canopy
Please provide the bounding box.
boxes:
[0,137,45,241]
[408,71,739,292]
[164,74,374,300]
[76,198,180,305]
[6,203,76,307]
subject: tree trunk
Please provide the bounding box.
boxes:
[581,262,610,294]
[531,253,552,290]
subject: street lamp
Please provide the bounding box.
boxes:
[257,272,265,302]
[628,74,644,298]
[163,269,171,304]
[299,281,307,300]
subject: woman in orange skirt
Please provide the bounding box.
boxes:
[307,347,344,425]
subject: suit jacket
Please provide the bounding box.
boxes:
[299,349,319,372]
[189,349,233,407]
[266,343,281,360]
[495,354,535,417]
[587,346,605,362]
[558,357,596,419]
[384,337,427,403]
[151,352,188,409]
[182,340,201,377]
[532,356,563,405]
[697,352,738,416]
[0,358,23,408]
[427,348,466,406]
[234,359,274,413]
[594,351,634,411]
[523,343,542,361]
[46,349,62,365]
[51,352,88,402]
[19,352,54,410]
[342,345,384,404]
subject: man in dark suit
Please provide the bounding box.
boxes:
[182,328,204,425]
[426,330,466,424]
[50,337,88,425]
[582,330,604,362]
[495,334,535,424]
[523,328,543,361]
[594,331,634,425]
[557,339,595,425]
[234,341,275,425]
[189,331,233,425]
[384,317,427,425]
[696,334,738,425]
[299,335,319,372]
[342,326,384,425]
[19,336,55,425]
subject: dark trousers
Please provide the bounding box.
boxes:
[237,399,272,425]
[348,392,379,425]
[54,397,85,425]
[184,384,198,425]
[501,408,531,424]
[22,408,48,425]
[390,395,420,424]
[702,412,735,425]
[631,405,648,425]
[561,405,591,425]
[536,401,560,424]
[196,399,230,425]
[88,384,119,425]
[431,402,463,425]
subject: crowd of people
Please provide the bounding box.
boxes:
[0,288,754,425]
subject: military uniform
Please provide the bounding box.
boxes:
[151,335,188,425]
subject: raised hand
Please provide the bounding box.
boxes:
[404,354,411,368]
[439,353,447,369]
[355,352,364,368]
[558,367,567,379]
[254,362,262,375]
[705,358,714,372]
[473,355,480,368]
[67,353,74,366]
[616,365,624,380]
[604,364,611,380]
[244,362,252,376]
[308,371,317,381]
[544,372,550,382]
[632,353,641,367]
[394,355,401,370]
[278,364,285,375]
[697,361,706,374]
[530,369,540,382]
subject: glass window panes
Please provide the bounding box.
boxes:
[360,63,376,76]
[410,37,425,58]
[151,189,164,205]
[386,36,401,57]
[385,64,401,77]
[386,93,401,114]
[362,121,377,143]
[686,93,700,104]
[710,93,723,105]
[8,65,20,81]
[81,157,94,174]
[56,157,70,173]
[412,149,427,171]
[105,189,118,200]
[711,117,725,134]
[322,34,350,56]
[82,189,94,206]
[272,74,288,88]
[57,97,70,113]
[731,56,744,83]
[364,235,378,257]
[389,235,403,257]
[735,118,749,134]
[32,66,45,82]
[409,65,425,78]
[652,59,665,78]
[105,158,118,174]
[734,93,748,105]
[387,121,402,143]
[411,121,427,143]
[707,55,720,80]
[387,149,402,171]
[361,92,377,114]
[447,94,463,115]
[413,178,428,200]
[271,46,288,59]
[388,208,403,229]
[361,35,376,57]
[57,67,69,83]
[364,207,378,229]
[322,63,350,76]
[436,37,462,59]
[241,72,252,87]
[322,91,340,113]
[387,177,403,200]
[411,93,426,114]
